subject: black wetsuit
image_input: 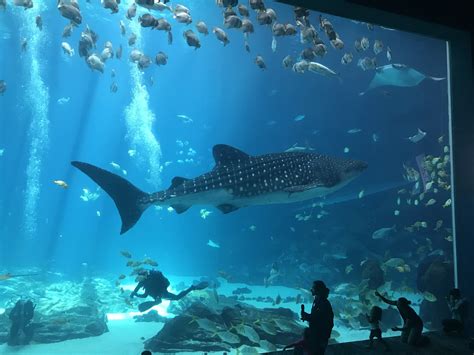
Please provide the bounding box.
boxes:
[131,271,195,303]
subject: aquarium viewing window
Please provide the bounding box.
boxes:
[278,0,474,293]
[0,0,473,354]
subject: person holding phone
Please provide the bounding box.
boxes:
[299,280,334,355]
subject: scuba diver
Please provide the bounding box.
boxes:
[130,269,209,312]
[8,299,36,346]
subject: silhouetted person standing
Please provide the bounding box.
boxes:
[300,280,334,355]
[365,305,390,351]
[442,288,469,335]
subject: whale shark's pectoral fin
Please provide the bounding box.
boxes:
[284,182,323,194]
[171,204,191,214]
[216,204,240,214]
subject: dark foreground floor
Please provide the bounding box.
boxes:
[266,332,473,355]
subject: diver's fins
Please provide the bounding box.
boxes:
[138,301,159,313]
[71,161,151,234]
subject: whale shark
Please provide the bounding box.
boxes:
[360,63,445,95]
[71,144,367,234]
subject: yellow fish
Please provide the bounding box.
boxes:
[53,180,68,189]
[425,198,436,206]
[0,272,38,281]
[423,291,437,302]
[0,273,12,281]
[442,199,452,208]
[143,257,158,267]
[395,266,405,273]
[345,264,353,274]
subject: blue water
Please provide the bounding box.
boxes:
[0,1,452,349]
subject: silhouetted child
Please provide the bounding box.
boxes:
[283,327,312,355]
[366,306,390,351]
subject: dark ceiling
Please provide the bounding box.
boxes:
[277,0,473,32]
[277,0,473,68]
[346,0,474,32]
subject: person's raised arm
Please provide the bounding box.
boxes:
[375,291,397,306]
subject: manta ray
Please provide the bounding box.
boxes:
[72,144,367,234]
[360,63,445,95]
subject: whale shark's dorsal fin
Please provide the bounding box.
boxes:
[213,144,250,167]
[170,176,190,189]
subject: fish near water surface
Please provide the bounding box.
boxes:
[72,144,367,234]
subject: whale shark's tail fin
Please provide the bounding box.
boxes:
[71,161,151,234]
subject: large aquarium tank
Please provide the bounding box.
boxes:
[0,0,454,353]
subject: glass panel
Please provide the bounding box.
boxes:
[0,0,453,353]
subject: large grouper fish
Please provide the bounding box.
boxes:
[72,144,368,234]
